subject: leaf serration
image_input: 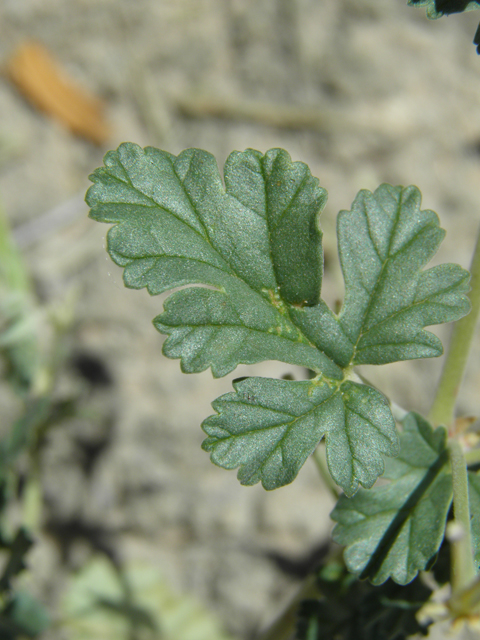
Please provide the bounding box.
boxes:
[87,144,471,494]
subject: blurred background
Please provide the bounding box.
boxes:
[0,1,480,638]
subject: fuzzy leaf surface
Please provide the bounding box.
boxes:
[408,0,480,18]
[202,377,398,494]
[331,413,452,584]
[86,143,343,378]
[335,184,470,366]
[87,146,470,495]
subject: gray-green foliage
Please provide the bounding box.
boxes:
[0,208,52,638]
[331,413,452,585]
[296,558,433,640]
[0,205,39,393]
[202,377,397,495]
[86,144,470,496]
[0,507,50,638]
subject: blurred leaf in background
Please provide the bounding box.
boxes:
[0,200,41,394]
[61,555,235,640]
[296,557,433,640]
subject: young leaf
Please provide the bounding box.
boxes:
[336,184,470,366]
[331,413,452,585]
[287,184,470,370]
[87,145,470,494]
[407,0,480,19]
[86,143,341,378]
[202,377,398,495]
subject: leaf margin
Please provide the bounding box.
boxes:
[331,412,452,585]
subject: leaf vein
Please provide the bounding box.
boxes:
[353,272,462,347]
[106,162,218,256]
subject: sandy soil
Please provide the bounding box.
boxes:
[1,1,480,638]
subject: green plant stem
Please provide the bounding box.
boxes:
[427,228,480,608]
[429,226,480,428]
[448,438,476,596]
[312,445,340,499]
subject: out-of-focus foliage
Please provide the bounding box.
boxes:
[295,557,433,640]
[61,555,235,640]
[331,413,452,585]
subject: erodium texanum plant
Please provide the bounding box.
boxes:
[86,143,472,498]
[85,4,480,640]
[86,143,480,636]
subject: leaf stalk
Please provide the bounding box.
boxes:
[429,226,480,428]
[448,438,476,600]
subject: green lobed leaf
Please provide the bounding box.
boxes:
[335,184,470,366]
[86,143,339,378]
[87,149,470,378]
[285,184,470,370]
[331,413,452,584]
[202,376,398,495]
[408,0,480,18]
[87,146,470,494]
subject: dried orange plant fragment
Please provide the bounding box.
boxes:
[6,42,110,145]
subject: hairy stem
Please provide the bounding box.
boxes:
[429,227,480,428]
[448,438,476,596]
[427,228,480,606]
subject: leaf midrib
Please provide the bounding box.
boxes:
[346,193,403,364]
[238,388,339,480]
[109,157,221,265]
[108,150,340,373]
[347,193,440,364]
[357,449,449,581]
[162,320,317,344]
[354,281,462,352]
[344,402,395,449]
[219,387,339,436]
